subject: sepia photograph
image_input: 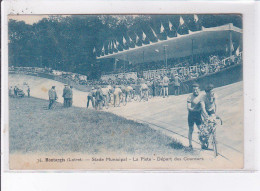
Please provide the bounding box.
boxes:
[7,14,243,170]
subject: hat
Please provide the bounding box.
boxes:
[205,84,214,92]
[192,83,200,87]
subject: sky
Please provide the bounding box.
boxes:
[8,15,50,25]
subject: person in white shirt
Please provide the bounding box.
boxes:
[162,75,170,98]
[113,85,122,107]
[140,83,149,100]
[187,83,204,149]
[201,84,217,119]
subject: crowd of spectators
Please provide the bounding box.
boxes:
[9,66,88,85]
[9,52,242,89]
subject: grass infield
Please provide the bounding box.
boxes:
[9,97,195,156]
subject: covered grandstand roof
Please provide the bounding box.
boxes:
[97,23,242,64]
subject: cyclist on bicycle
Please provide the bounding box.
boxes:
[201,84,217,120]
[120,84,128,101]
[140,82,149,100]
[200,84,219,150]
[101,85,112,105]
[126,85,134,101]
[95,86,104,110]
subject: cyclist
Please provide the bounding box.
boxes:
[200,84,219,150]
[95,86,103,110]
[120,84,128,102]
[113,85,122,107]
[101,85,112,105]
[126,85,134,101]
[140,82,149,100]
[201,84,217,120]
[187,83,204,149]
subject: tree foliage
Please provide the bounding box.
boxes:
[8,14,242,79]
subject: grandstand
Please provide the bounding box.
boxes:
[97,23,242,93]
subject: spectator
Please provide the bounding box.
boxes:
[62,85,70,107]
[87,87,96,108]
[173,74,181,96]
[27,86,30,97]
[48,86,58,109]
[68,86,73,107]
[162,75,170,98]
[14,86,18,97]
[9,86,14,97]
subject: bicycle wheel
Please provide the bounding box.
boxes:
[133,91,138,101]
[138,95,142,102]
[105,100,109,109]
[148,90,152,99]
[212,134,218,157]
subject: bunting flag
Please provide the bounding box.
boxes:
[129,36,133,43]
[231,42,234,52]
[160,23,165,33]
[194,14,199,22]
[235,46,240,56]
[108,41,111,50]
[101,45,105,54]
[116,40,119,46]
[123,36,127,45]
[169,21,173,31]
[113,41,117,50]
[155,49,159,53]
[93,47,96,54]
[111,41,114,49]
[142,31,147,41]
[180,16,185,26]
[135,33,139,43]
[151,27,158,38]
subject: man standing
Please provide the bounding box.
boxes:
[162,75,170,98]
[14,86,18,97]
[87,87,96,108]
[173,74,181,96]
[9,86,14,97]
[27,86,31,97]
[62,85,70,107]
[48,86,58,109]
[151,79,157,97]
[113,85,122,107]
[187,83,203,149]
[68,86,73,107]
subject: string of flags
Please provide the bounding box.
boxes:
[94,15,203,57]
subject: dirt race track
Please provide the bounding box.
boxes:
[9,74,244,168]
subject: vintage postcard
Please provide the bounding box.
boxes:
[7,14,244,170]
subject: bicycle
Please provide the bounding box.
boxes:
[138,90,149,102]
[198,116,222,157]
[120,93,127,106]
[132,90,139,101]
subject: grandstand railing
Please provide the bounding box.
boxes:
[142,53,242,81]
